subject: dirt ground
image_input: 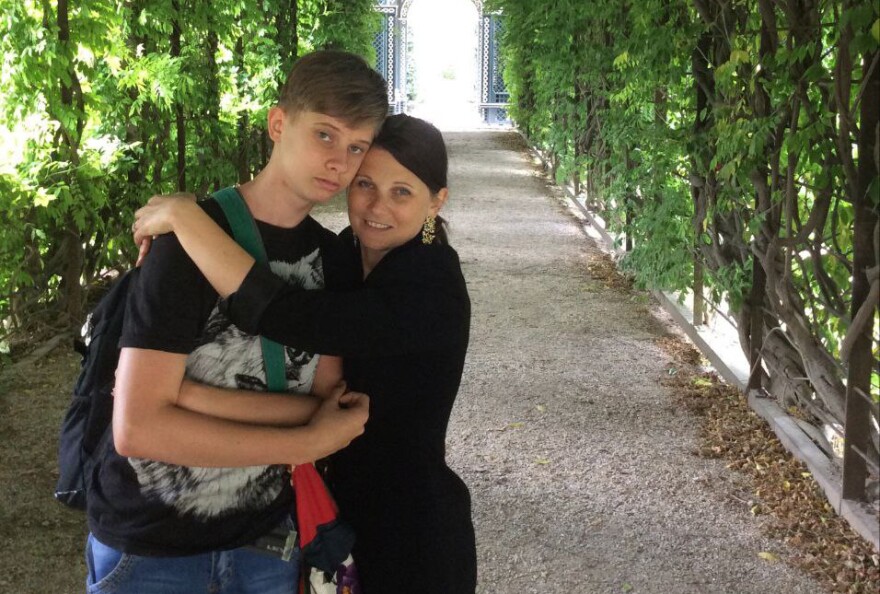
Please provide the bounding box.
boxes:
[0,129,842,593]
[0,349,86,593]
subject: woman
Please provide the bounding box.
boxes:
[133,115,477,593]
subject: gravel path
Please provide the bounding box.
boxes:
[372,130,823,593]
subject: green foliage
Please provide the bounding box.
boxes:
[309,0,381,60]
[0,0,379,335]
[491,0,701,291]
[492,0,880,428]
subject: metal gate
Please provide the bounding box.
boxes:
[373,0,509,124]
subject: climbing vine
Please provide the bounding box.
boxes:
[0,0,379,346]
[490,0,879,479]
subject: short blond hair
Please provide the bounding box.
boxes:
[279,50,388,130]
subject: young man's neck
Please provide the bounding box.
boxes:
[237,170,314,228]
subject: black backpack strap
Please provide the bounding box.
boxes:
[212,187,287,393]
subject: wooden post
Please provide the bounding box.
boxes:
[746,0,778,394]
[690,29,712,328]
[693,253,704,327]
[625,205,633,253]
[747,252,766,392]
[625,149,634,252]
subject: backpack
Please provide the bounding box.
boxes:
[54,268,137,509]
[54,186,287,509]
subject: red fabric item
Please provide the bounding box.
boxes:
[292,463,339,549]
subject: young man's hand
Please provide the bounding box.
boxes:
[305,382,369,460]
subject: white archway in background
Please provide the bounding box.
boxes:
[374,0,508,125]
[405,0,481,129]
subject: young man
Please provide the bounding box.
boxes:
[85,51,388,593]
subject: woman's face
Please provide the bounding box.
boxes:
[347,147,447,255]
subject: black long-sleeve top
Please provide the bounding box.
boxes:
[223,227,477,593]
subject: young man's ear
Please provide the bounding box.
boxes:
[267,106,287,142]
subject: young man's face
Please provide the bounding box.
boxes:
[269,108,376,206]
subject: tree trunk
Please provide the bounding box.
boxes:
[275,0,298,87]
[55,0,85,322]
[744,0,779,392]
[842,46,880,499]
[235,36,250,183]
[171,0,185,190]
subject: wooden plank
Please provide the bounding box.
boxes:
[750,395,880,549]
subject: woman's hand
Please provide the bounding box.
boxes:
[133,193,198,266]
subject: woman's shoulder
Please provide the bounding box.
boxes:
[389,236,459,264]
[425,243,464,276]
[379,241,466,290]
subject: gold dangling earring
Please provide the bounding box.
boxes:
[422,216,436,245]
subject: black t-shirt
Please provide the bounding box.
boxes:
[87,197,351,556]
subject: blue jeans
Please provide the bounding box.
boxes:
[85,533,299,594]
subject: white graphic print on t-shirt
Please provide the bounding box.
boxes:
[129,249,324,519]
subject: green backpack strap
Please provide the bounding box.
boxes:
[212,186,288,393]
